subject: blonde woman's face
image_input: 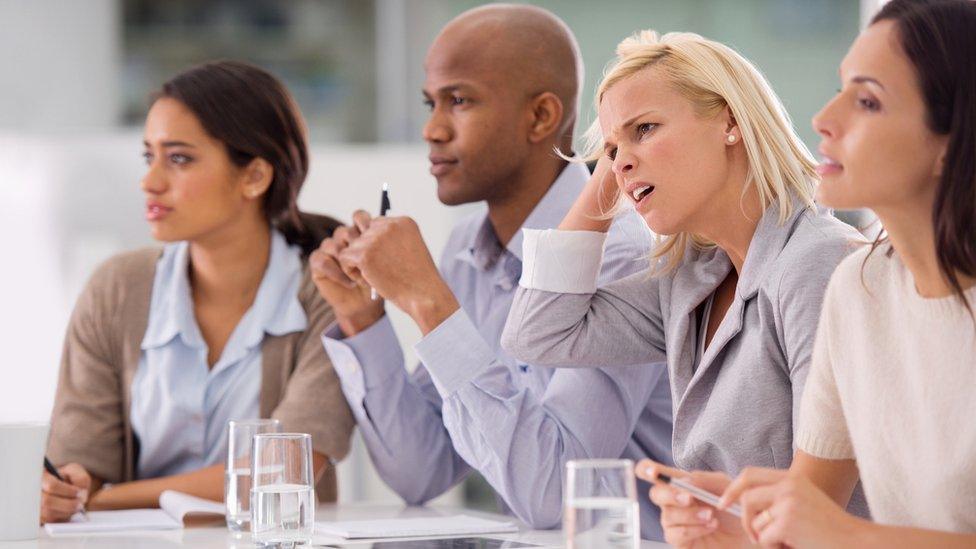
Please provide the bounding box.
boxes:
[812,21,947,212]
[599,66,736,236]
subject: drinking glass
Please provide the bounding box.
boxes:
[250,433,315,547]
[564,459,639,549]
[225,419,281,532]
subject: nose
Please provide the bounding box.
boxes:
[611,145,637,176]
[812,94,842,140]
[140,156,167,195]
[422,107,452,144]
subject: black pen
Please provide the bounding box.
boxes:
[370,182,391,300]
[45,456,89,521]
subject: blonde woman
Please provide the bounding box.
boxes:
[500,30,861,544]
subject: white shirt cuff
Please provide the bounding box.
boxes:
[519,228,608,294]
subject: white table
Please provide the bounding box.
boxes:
[15,503,669,548]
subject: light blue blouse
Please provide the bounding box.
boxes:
[131,230,308,479]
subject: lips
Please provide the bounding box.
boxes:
[146,201,172,221]
[816,150,843,177]
[624,181,656,208]
[429,154,458,177]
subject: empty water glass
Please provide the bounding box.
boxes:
[564,459,639,549]
[225,419,281,532]
[251,433,315,547]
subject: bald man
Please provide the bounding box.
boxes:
[310,4,673,540]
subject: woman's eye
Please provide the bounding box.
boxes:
[169,154,192,165]
[856,96,881,112]
[606,147,617,161]
[142,151,153,164]
[422,98,434,111]
[636,122,656,137]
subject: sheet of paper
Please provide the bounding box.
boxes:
[315,515,518,539]
[44,509,180,535]
[159,490,225,525]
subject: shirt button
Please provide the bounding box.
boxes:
[519,364,529,373]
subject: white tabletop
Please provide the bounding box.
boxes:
[14,502,669,548]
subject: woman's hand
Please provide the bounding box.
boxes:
[40,463,91,523]
[637,459,752,548]
[558,156,620,232]
[720,467,863,548]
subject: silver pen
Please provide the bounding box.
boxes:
[656,473,743,517]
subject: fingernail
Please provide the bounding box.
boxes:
[645,466,655,477]
[677,492,691,505]
[697,509,712,521]
[76,501,84,512]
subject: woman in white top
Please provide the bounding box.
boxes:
[654,0,976,546]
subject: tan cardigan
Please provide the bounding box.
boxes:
[47,247,355,502]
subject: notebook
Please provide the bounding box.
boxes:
[44,490,225,535]
[314,515,519,539]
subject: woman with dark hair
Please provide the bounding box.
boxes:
[645,0,976,546]
[40,60,355,522]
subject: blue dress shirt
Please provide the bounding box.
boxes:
[131,230,308,479]
[322,163,674,541]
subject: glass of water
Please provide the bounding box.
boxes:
[225,419,281,532]
[251,433,315,547]
[564,459,639,549]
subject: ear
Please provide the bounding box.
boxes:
[242,157,274,200]
[526,91,565,144]
[722,106,740,146]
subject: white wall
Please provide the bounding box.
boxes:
[0,132,474,504]
[0,0,120,130]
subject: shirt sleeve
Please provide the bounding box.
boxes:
[47,262,127,484]
[795,279,854,460]
[502,228,667,368]
[321,315,472,504]
[417,307,669,529]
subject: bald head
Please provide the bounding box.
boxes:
[426,3,583,135]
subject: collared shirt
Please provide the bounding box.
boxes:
[131,230,308,479]
[323,162,674,541]
[504,198,862,477]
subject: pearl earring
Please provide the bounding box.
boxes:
[727,135,736,144]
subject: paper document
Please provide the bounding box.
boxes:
[315,515,518,539]
[44,490,225,535]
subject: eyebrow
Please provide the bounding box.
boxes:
[142,140,196,148]
[422,83,476,97]
[849,75,885,91]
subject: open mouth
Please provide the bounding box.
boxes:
[632,185,655,202]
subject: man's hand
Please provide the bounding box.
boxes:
[338,211,460,335]
[40,463,91,524]
[310,222,386,336]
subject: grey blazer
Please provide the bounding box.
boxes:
[502,201,861,476]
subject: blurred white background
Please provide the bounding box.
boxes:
[0,0,880,508]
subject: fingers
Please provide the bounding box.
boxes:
[719,466,786,509]
[649,482,693,508]
[351,210,373,233]
[41,490,85,522]
[41,471,82,499]
[310,248,357,289]
[663,523,720,548]
[636,459,686,484]
[754,500,791,548]
[660,503,716,528]
[59,463,92,492]
[739,484,778,544]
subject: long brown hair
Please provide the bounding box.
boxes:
[870,0,976,312]
[155,60,338,256]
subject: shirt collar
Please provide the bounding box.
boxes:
[737,194,815,299]
[455,161,591,270]
[141,230,308,352]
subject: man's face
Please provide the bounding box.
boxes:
[421,34,531,206]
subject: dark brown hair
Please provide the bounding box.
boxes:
[155,60,339,256]
[870,0,976,312]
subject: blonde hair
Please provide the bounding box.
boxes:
[582,30,818,272]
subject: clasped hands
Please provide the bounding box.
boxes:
[310,210,460,336]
